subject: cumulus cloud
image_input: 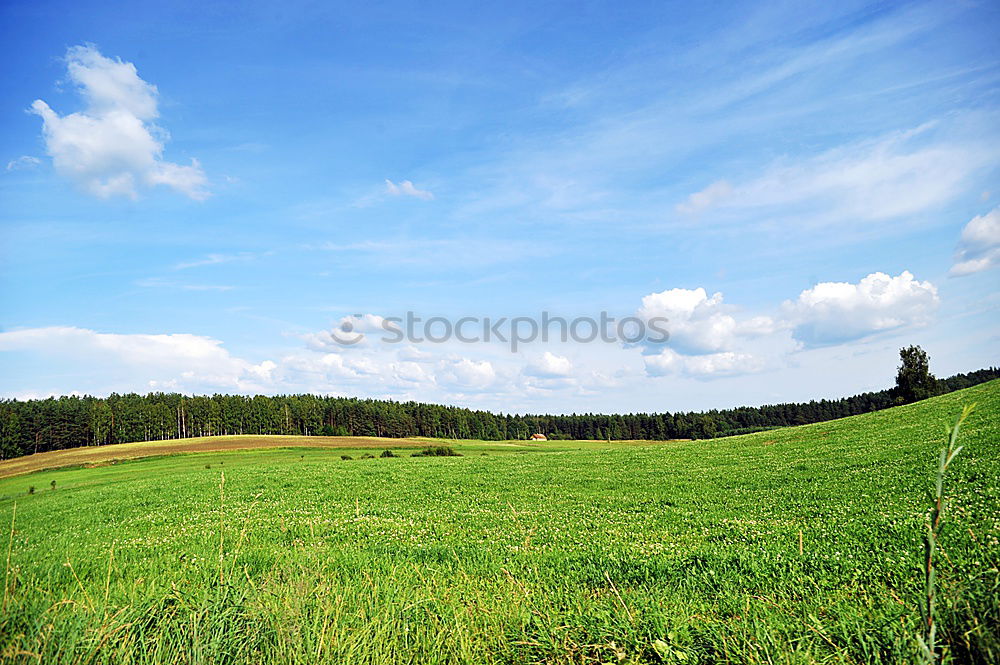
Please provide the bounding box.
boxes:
[0,267,944,403]
[29,45,208,200]
[643,348,763,378]
[385,179,433,200]
[633,271,938,377]
[281,352,377,383]
[633,286,776,379]
[278,345,503,396]
[524,352,573,378]
[636,286,774,355]
[389,360,434,384]
[637,287,732,354]
[300,314,390,351]
[784,271,938,346]
[437,357,497,391]
[950,207,1000,276]
[0,327,273,391]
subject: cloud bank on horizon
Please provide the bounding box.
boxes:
[0,269,953,405]
[0,1,998,413]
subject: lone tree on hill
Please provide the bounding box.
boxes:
[895,345,940,404]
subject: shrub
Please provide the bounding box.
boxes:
[412,446,462,457]
[340,455,353,461]
[380,450,396,458]
[50,480,56,490]
[28,486,34,494]
[361,453,375,459]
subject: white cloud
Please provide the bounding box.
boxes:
[736,315,780,337]
[784,271,938,346]
[524,352,573,378]
[675,180,732,215]
[275,342,511,398]
[136,278,234,291]
[636,286,773,354]
[6,155,40,172]
[398,345,434,363]
[281,352,374,382]
[633,286,777,379]
[300,314,392,352]
[173,252,257,270]
[633,272,937,378]
[390,360,434,384]
[312,237,547,269]
[385,179,433,200]
[643,348,763,378]
[637,287,732,354]
[677,125,986,224]
[30,45,208,200]
[0,327,273,391]
[437,357,496,390]
[0,267,944,405]
[950,207,1000,276]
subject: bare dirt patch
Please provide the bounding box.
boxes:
[0,435,432,478]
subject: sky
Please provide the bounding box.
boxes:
[0,0,998,414]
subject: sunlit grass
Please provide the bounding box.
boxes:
[0,381,997,663]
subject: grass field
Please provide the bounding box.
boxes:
[0,382,998,664]
[0,434,661,480]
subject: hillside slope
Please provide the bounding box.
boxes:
[0,380,997,664]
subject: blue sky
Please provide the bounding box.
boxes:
[1,0,998,413]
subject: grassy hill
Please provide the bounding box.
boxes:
[0,381,997,664]
[0,434,679,480]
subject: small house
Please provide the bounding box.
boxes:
[530,433,547,441]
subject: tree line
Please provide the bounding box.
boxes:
[0,362,996,460]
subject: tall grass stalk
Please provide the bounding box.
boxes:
[102,542,115,622]
[918,403,975,664]
[2,502,14,613]
[218,471,226,585]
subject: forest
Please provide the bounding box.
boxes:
[1,367,996,460]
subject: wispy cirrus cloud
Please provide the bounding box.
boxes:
[311,237,551,268]
[173,252,259,271]
[385,179,433,200]
[676,123,991,225]
[450,4,995,241]
[6,156,40,172]
[136,278,234,292]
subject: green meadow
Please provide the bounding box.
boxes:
[0,382,998,664]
